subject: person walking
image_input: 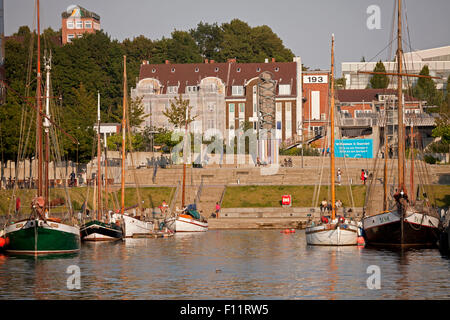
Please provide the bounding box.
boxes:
[361,169,366,185]
[337,168,342,185]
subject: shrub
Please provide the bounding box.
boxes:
[424,155,437,164]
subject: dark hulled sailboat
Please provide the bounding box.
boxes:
[362,0,439,247]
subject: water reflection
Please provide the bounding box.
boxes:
[0,230,449,299]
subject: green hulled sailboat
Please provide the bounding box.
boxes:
[3,0,80,254]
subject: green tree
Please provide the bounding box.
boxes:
[162,94,196,129]
[166,30,203,63]
[190,22,223,61]
[369,61,389,89]
[412,65,443,107]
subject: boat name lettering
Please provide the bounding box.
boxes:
[379,216,390,223]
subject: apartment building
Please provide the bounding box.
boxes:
[61,5,100,44]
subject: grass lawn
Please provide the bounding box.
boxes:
[0,186,175,215]
[428,185,450,208]
[222,185,367,208]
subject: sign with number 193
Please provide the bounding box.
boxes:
[303,75,328,84]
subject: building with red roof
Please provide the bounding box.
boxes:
[132,57,303,144]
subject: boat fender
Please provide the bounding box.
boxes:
[0,237,5,247]
[357,236,365,246]
[290,229,296,233]
[321,216,329,224]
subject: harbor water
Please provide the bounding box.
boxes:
[0,230,449,299]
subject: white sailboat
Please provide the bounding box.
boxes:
[111,55,155,237]
[164,103,208,232]
[305,34,358,246]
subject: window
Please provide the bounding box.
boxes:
[67,34,75,42]
[276,102,282,112]
[236,68,241,72]
[279,84,291,95]
[286,102,291,112]
[256,67,261,72]
[75,20,83,29]
[229,104,235,113]
[239,103,245,113]
[277,121,282,130]
[215,67,219,72]
[310,126,323,136]
[67,20,74,29]
[186,86,197,93]
[152,68,156,73]
[275,67,279,72]
[84,21,92,29]
[77,34,83,38]
[208,103,215,112]
[232,85,244,96]
[195,67,199,72]
[171,68,176,73]
[167,86,178,94]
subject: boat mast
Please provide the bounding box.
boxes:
[410,122,414,203]
[330,34,336,221]
[181,108,188,209]
[44,53,51,213]
[97,91,102,220]
[397,0,405,192]
[121,56,127,215]
[36,0,43,198]
[383,100,388,211]
[104,128,109,213]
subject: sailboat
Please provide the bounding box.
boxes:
[305,34,359,246]
[3,0,80,254]
[79,91,124,241]
[112,55,155,237]
[164,105,208,232]
[362,0,440,247]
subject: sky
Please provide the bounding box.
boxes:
[4,0,450,75]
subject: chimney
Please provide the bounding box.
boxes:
[205,59,209,64]
[265,58,269,63]
[227,58,236,63]
[210,60,214,64]
[272,58,275,63]
[165,60,169,64]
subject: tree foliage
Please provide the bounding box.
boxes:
[412,65,443,107]
[162,95,196,129]
[2,20,297,163]
[369,61,389,89]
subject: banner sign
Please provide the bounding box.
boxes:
[334,139,373,158]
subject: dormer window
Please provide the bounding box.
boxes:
[215,67,219,72]
[257,67,261,72]
[279,84,291,95]
[195,67,199,72]
[167,86,178,94]
[232,85,244,96]
[186,86,198,93]
[275,67,279,72]
[152,68,156,73]
[237,68,241,72]
[171,68,175,73]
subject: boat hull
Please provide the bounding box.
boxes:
[80,220,123,241]
[165,216,208,232]
[113,214,154,238]
[4,219,80,255]
[305,223,358,246]
[363,210,439,247]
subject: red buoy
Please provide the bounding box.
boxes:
[0,237,5,248]
[290,229,296,233]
